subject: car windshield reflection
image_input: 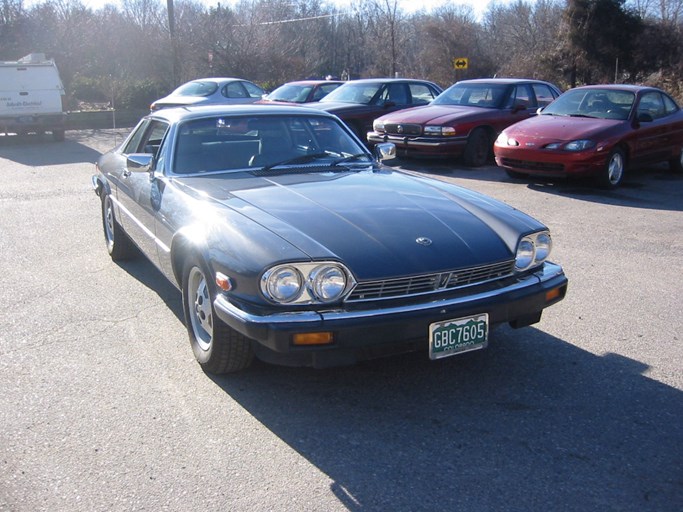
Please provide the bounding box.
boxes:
[320,83,382,105]
[173,115,368,175]
[432,84,509,108]
[266,84,313,103]
[542,89,635,120]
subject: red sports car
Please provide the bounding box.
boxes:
[494,84,683,188]
[368,78,561,166]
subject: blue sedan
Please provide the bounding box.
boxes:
[92,105,567,373]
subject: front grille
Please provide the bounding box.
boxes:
[384,123,422,136]
[500,158,564,172]
[346,260,515,302]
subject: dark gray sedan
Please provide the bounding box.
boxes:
[92,105,567,373]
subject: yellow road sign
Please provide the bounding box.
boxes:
[453,58,469,70]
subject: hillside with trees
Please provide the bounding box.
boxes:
[1,0,681,110]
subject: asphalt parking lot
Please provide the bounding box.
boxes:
[1,129,681,511]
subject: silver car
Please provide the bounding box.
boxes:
[150,77,264,111]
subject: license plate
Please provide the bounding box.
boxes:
[429,313,488,360]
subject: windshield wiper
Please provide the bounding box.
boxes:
[331,153,371,166]
[260,153,332,172]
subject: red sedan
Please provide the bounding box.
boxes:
[368,78,561,166]
[494,84,683,188]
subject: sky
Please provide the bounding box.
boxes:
[24,0,501,20]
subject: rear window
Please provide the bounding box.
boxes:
[173,81,219,97]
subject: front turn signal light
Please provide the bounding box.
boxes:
[293,332,334,346]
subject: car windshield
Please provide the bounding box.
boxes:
[172,81,220,97]
[266,84,313,103]
[542,89,635,120]
[432,83,509,108]
[320,82,382,105]
[173,115,370,174]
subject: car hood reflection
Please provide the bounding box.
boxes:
[175,170,523,279]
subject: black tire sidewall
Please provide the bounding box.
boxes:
[181,255,215,365]
[600,148,626,189]
[101,193,134,260]
[180,253,254,373]
[464,128,490,167]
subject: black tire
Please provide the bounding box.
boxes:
[668,148,683,173]
[52,129,65,142]
[181,255,254,374]
[597,148,626,189]
[463,128,491,167]
[101,193,136,260]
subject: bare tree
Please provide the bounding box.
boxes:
[483,0,564,82]
[415,3,488,86]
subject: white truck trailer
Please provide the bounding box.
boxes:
[0,53,67,140]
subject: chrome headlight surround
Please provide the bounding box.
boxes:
[261,262,356,305]
[515,231,553,272]
[424,125,456,136]
[372,119,386,133]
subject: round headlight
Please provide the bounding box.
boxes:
[309,265,347,302]
[263,266,303,303]
[515,239,535,271]
[373,119,385,133]
[533,232,552,264]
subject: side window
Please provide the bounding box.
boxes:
[409,83,437,105]
[532,84,557,107]
[662,94,679,115]
[143,120,170,155]
[122,119,150,154]
[509,85,532,109]
[638,92,666,119]
[314,83,340,101]
[387,83,409,105]
[243,81,264,98]
[225,82,247,98]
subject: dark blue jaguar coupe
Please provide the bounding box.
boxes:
[92,105,567,373]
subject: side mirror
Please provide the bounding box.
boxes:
[383,100,396,108]
[126,153,154,173]
[375,142,396,161]
[536,106,545,115]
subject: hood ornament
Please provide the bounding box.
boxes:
[416,237,432,246]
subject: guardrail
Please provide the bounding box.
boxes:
[66,109,148,130]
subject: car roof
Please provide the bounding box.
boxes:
[455,78,556,86]
[281,80,344,86]
[569,84,659,93]
[341,78,437,85]
[185,77,255,85]
[147,104,339,124]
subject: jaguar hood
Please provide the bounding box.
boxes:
[176,168,542,280]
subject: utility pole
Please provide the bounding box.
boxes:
[167,0,179,86]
